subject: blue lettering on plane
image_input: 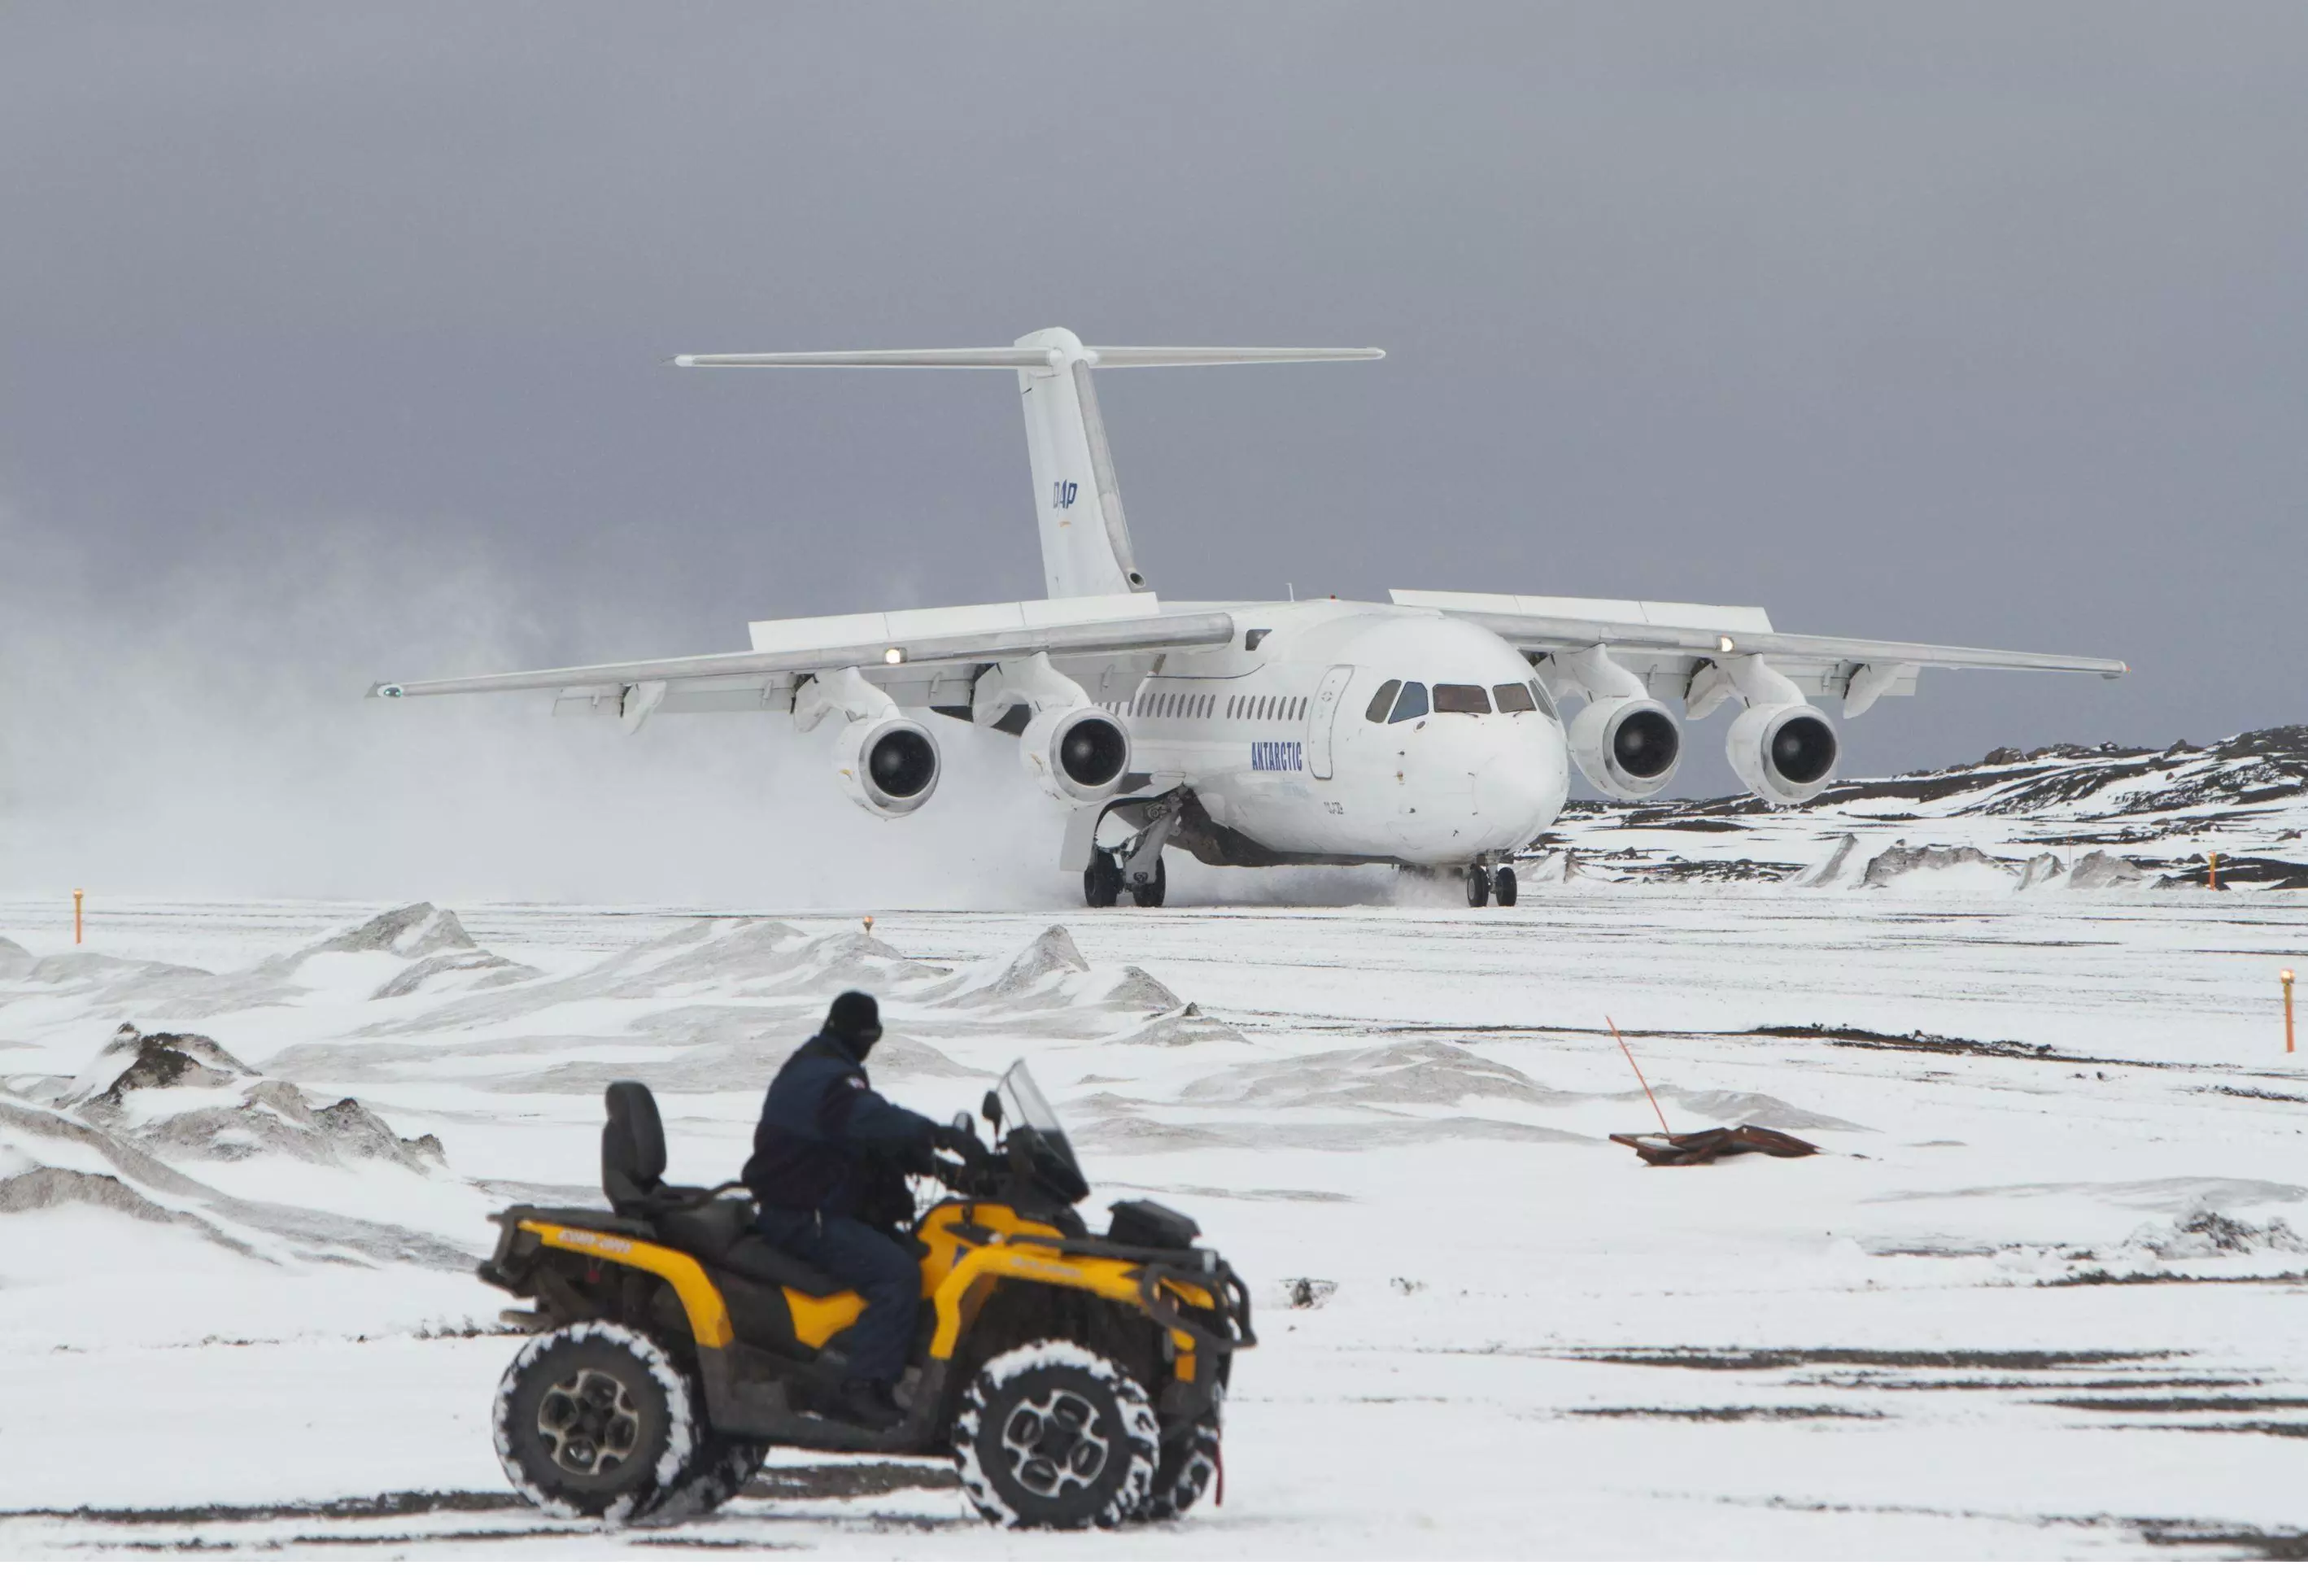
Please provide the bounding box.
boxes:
[1050,480,1080,509]
[1250,741,1303,772]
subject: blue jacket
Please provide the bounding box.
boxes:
[742,1032,939,1218]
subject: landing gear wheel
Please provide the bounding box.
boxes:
[1494,866,1518,907]
[1130,1399,1223,1522]
[493,1322,699,1523]
[953,1341,1160,1529]
[1465,863,1491,908]
[1084,850,1122,909]
[1129,855,1167,909]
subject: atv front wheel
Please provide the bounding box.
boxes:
[493,1322,702,1523]
[953,1341,1160,1529]
[1131,1399,1221,1522]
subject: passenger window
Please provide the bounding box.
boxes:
[1433,684,1491,713]
[1493,682,1536,714]
[1389,682,1429,722]
[1367,680,1402,722]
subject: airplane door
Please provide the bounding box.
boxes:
[1308,665,1354,779]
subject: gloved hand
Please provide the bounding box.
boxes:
[932,1121,988,1161]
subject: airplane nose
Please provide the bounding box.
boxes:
[1475,750,1562,837]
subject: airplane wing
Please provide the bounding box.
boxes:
[1391,590,2127,718]
[370,595,1233,726]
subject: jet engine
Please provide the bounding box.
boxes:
[1726,702,1839,806]
[1020,706,1132,804]
[1565,696,1682,801]
[832,713,942,818]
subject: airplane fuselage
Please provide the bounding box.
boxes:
[1095,600,1570,868]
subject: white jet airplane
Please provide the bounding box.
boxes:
[373,328,2127,908]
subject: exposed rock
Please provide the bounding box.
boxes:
[67,1025,256,1109]
[1860,844,2020,890]
[136,1079,445,1170]
[1792,833,1859,887]
[284,903,476,964]
[2014,853,2066,890]
[2068,850,2153,890]
[2124,1208,2307,1260]
[1122,1002,1248,1047]
[0,1165,182,1221]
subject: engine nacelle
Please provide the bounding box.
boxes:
[1566,696,1682,801]
[1019,706,1132,804]
[831,714,941,818]
[1726,702,1839,806]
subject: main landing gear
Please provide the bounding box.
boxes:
[1084,797,1176,909]
[1465,862,1517,909]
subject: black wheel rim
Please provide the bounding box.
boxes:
[536,1367,643,1477]
[999,1389,1111,1500]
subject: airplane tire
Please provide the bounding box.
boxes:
[1465,864,1491,908]
[1084,852,1122,908]
[1494,866,1518,907]
[1130,856,1167,909]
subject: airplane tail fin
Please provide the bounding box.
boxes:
[674,329,1381,600]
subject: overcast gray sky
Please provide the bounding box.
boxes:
[2,3,2302,902]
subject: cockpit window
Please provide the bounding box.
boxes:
[1493,682,1536,714]
[1387,681,1429,722]
[1432,684,1491,714]
[1365,679,1402,722]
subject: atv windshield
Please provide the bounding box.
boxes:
[997,1062,1087,1199]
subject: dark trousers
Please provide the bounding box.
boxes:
[754,1208,921,1385]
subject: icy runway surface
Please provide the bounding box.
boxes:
[2,892,2305,1559]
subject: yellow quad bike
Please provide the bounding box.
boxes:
[478,1062,1255,1530]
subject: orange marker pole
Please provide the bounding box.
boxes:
[2210,852,2220,891]
[72,888,83,946]
[1607,1015,1673,1136]
[2284,970,2296,1055]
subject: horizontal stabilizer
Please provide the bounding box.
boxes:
[674,343,1382,372]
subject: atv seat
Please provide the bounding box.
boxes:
[651,1196,844,1297]
[601,1081,843,1297]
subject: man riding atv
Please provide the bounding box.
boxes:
[744,991,980,1429]
[478,1020,1254,1528]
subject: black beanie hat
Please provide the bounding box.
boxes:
[825,990,883,1055]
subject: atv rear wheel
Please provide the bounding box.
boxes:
[492,1322,701,1523]
[953,1341,1160,1529]
[1131,1398,1222,1522]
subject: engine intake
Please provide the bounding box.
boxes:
[833,714,941,817]
[1726,702,1839,806]
[1021,707,1132,803]
[1566,696,1682,801]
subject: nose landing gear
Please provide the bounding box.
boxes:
[1465,862,1519,909]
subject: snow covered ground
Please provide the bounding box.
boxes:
[2,885,2305,1559]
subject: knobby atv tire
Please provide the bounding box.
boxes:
[647,1430,768,1523]
[953,1341,1160,1529]
[493,1322,705,1524]
[1130,1399,1222,1523]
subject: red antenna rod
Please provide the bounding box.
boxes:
[1608,1015,1672,1136]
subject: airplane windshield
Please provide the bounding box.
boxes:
[997,1062,1086,1194]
